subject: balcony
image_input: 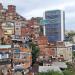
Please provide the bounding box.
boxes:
[0,58,11,65]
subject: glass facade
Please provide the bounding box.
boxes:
[44,10,65,42]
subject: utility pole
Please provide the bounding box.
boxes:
[11,41,14,75]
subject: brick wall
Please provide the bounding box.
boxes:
[0,3,3,10]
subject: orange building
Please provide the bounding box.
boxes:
[13,47,32,69]
[21,27,30,37]
[37,36,56,61]
[0,28,4,37]
[37,36,48,45]
[0,45,11,69]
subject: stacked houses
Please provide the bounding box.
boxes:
[0,3,73,75]
[0,3,33,75]
[37,36,72,63]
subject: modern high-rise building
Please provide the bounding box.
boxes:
[43,10,65,42]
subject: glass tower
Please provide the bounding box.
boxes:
[44,10,65,42]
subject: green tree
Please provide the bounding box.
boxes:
[68,31,75,37]
[38,70,75,75]
[29,42,39,65]
[67,31,75,43]
[63,70,75,75]
[73,51,75,57]
[38,71,63,75]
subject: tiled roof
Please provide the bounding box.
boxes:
[19,47,32,52]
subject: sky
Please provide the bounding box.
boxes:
[0,0,75,31]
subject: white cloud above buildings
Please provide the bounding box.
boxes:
[0,0,75,30]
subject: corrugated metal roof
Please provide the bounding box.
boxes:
[39,66,62,72]
[52,62,67,68]
[0,45,11,48]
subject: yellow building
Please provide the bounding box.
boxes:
[2,22,15,36]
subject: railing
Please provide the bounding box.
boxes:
[0,58,11,65]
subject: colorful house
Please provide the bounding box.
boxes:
[0,45,11,70]
[13,47,32,68]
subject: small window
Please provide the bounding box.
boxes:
[16,28,19,30]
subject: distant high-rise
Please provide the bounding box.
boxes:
[43,10,65,42]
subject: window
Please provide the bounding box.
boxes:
[20,53,26,59]
[16,28,19,30]
[14,49,20,58]
[14,53,20,58]
[14,49,20,53]
[46,15,59,19]
[0,53,9,59]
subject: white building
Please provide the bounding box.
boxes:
[56,42,72,62]
[39,66,62,72]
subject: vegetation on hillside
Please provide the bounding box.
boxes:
[66,31,75,43]
[37,62,75,75]
[37,70,75,75]
[38,71,63,75]
[29,42,39,65]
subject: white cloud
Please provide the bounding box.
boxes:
[22,0,75,19]
[0,0,75,30]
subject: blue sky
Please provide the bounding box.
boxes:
[0,0,75,31]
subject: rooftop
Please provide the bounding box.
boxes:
[0,45,11,49]
[39,66,62,72]
[52,62,67,69]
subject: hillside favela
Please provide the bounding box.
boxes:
[0,0,75,75]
